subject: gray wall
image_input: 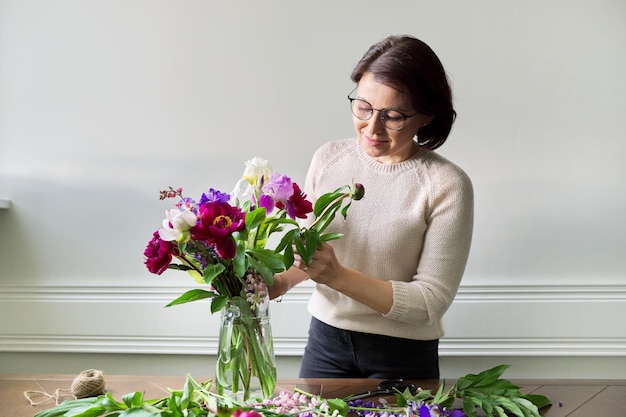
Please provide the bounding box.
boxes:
[1,1,625,379]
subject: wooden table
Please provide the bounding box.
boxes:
[1,373,625,417]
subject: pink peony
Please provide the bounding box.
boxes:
[191,201,246,259]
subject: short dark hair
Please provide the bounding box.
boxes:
[351,35,456,150]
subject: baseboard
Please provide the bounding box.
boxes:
[1,283,624,357]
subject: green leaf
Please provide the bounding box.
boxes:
[462,396,478,417]
[305,228,322,251]
[394,392,408,407]
[179,371,194,411]
[232,239,247,278]
[64,405,110,417]
[122,391,144,408]
[482,399,494,416]
[166,289,215,307]
[523,393,553,409]
[210,295,229,314]
[248,256,275,285]
[33,398,103,417]
[326,398,349,416]
[320,232,343,242]
[294,234,310,265]
[252,221,270,248]
[263,215,298,230]
[313,189,345,218]
[481,379,520,391]
[311,200,343,233]
[461,364,510,388]
[494,405,507,417]
[475,366,511,386]
[498,397,525,417]
[118,408,158,417]
[340,201,352,220]
[202,263,226,285]
[295,229,322,266]
[274,228,298,253]
[455,364,508,392]
[431,380,454,406]
[166,264,193,271]
[245,207,267,230]
[396,386,432,405]
[439,395,455,409]
[167,391,183,415]
[248,249,285,272]
[513,397,541,417]
[282,243,294,269]
[102,392,127,409]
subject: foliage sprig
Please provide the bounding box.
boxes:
[396,365,552,417]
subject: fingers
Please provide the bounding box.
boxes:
[293,253,309,272]
[293,254,309,271]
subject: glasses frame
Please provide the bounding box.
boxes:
[347,88,419,131]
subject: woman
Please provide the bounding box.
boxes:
[270,35,473,379]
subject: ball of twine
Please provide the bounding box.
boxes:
[70,369,106,399]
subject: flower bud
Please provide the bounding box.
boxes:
[350,183,365,201]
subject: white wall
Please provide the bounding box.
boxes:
[1,1,625,379]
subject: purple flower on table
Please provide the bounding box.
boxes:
[418,403,466,417]
[419,404,431,417]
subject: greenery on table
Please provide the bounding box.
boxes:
[33,365,551,417]
[396,365,553,417]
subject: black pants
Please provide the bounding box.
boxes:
[299,317,440,379]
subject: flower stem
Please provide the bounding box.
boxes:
[308,194,349,232]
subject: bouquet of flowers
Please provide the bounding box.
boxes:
[143,156,364,400]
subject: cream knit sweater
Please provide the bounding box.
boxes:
[303,138,474,340]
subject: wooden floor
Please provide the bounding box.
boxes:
[1,374,625,417]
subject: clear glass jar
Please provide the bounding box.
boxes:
[215,294,276,401]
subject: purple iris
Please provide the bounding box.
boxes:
[199,188,230,205]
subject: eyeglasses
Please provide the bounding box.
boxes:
[348,88,418,131]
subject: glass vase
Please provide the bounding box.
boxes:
[215,294,276,401]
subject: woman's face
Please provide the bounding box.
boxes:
[353,72,432,164]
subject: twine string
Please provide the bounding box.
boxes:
[23,369,106,406]
[23,388,72,406]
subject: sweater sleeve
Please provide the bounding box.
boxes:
[384,164,474,325]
